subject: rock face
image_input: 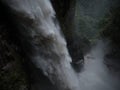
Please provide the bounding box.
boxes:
[0,3,28,90]
[0,0,80,90]
[51,0,90,64]
[101,6,120,72]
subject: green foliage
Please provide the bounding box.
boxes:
[75,14,103,44]
[101,7,120,66]
[102,7,120,47]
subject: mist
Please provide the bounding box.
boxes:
[0,0,120,90]
[77,40,120,90]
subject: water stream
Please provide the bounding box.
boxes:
[2,0,120,90]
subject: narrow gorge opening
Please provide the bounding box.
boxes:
[0,0,120,90]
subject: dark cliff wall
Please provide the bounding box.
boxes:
[101,6,120,71]
[51,0,90,62]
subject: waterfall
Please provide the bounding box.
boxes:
[1,0,80,90]
[2,0,120,90]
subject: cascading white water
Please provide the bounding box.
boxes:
[2,0,120,90]
[1,0,80,90]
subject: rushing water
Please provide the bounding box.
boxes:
[2,0,80,90]
[2,0,120,90]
